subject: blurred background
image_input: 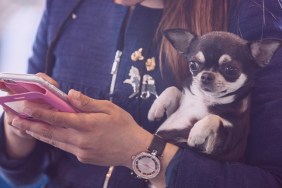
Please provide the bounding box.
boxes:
[0,0,46,187]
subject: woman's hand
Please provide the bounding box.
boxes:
[11,89,153,167]
[11,89,179,186]
[2,73,59,158]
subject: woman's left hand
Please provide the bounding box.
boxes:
[11,89,153,167]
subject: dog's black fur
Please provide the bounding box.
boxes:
[148,29,281,161]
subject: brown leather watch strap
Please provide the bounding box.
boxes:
[148,134,167,157]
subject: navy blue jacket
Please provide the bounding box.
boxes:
[0,0,281,187]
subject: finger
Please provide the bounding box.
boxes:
[3,99,55,121]
[9,125,34,139]
[35,72,59,88]
[21,106,89,130]
[68,89,113,114]
[25,129,78,154]
[25,130,93,165]
[3,108,20,126]
[12,117,78,145]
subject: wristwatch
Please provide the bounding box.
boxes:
[132,134,167,179]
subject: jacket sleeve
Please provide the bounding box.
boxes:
[0,1,52,187]
[166,0,282,187]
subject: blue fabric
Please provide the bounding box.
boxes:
[0,0,281,187]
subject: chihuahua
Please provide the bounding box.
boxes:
[148,29,281,161]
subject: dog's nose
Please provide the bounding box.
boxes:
[201,72,215,85]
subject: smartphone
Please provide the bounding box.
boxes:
[0,73,78,118]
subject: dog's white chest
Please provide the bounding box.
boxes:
[157,89,208,132]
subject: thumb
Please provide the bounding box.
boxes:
[68,89,98,112]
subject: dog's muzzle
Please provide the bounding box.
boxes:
[201,72,215,92]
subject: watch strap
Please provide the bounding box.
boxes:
[148,134,166,157]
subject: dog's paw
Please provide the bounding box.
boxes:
[187,127,207,147]
[148,86,182,121]
[188,126,217,154]
[148,99,166,121]
[187,115,222,154]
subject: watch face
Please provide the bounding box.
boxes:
[132,152,161,179]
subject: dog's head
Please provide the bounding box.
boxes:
[164,29,281,103]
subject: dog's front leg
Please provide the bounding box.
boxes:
[148,86,182,121]
[187,114,232,154]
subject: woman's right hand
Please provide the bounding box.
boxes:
[2,73,59,159]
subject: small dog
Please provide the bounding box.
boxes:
[148,29,281,161]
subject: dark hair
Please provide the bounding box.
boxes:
[157,0,238,84]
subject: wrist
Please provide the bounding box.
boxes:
[123,126,153,169]
[149,143,179,186]
[125,128,179,185]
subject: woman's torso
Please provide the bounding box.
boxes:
[28,0,174,187]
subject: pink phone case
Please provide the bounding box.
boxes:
[0,80,77,118]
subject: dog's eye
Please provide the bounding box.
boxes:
[224,65,240,77]
[189,61,200,72]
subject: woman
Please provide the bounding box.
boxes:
[0,0,281,187]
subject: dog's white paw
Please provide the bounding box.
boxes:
[188,126,217,154]
[148,86,182,121]
[187,115,221,154]
[188,127,207,146]
[148,100,166,121]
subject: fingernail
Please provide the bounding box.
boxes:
[69,89,81,100]
[12,118,21,128]
[69,90,82,106]
[25,130,33,136]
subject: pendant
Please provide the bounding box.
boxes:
[123,66,141,98]
[140,74,158,99]
[123,66,158,99]
[131,48,144,62]
[145,57,156,71]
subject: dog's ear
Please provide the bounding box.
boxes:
[164,29,196,54]
[249,39,281,67]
